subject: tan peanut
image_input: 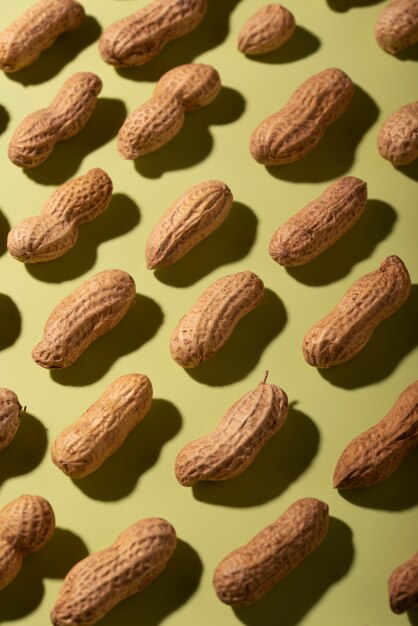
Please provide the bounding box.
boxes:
[51,518,176,626]
[377,101,418,166]
[0,494,55,590]
[7,169,113,263]
[375,0,418,54]
[333,381,418,490]
[170,271,264,368]
[0,0,85,73]
[146,180,233,270]
[8,72,102,169]
[32,269,136,369]
[175,373,288,486]
[238,4,296,55]
[99,0,208,67]
[389,548,418,614]
[0,388,21,451]
[250,68,354,165]
[118,63,221,159]
[269,177,367,266]
[52,374,153,478]
[303,255,411,368]
[213,498,329,606]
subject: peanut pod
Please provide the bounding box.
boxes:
[303,255,411,368]
[269,176,367,266]
[7,168,113,263]
[0,494,55,590]
[250,67,354,165]
[0,0,85,73]
[333,381,418,489]
[0,388,21,451]
[389,548,418,614]
[51,518,176,626]
[8,72,102,169]
[375,0,418,54]
[175,373,288,485]
[213,498,329,606]
[146,180,233,269]
[52,374,153,478]
[32,269,136,369]
[238,4,296,55]
[118,63,221,159]
[170,271,264,368]
[100,0,208,67]
[377,101,418,166]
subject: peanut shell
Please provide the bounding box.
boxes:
[0,388,21,451]
[377,101,418,166]
[375,0,418,54]
[389,548,418,614]
[238,4,296,55]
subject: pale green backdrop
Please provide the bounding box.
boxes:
[0,1,417,625]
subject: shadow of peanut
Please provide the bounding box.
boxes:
[326,0,384,10]
[0,413,47,488]
[247,26,320,64]
[0,210,10,257]
[0,294,21,350]
[0,105,9,136]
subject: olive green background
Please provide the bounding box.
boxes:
[0,1,417,624]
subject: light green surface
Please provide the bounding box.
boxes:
[0,0,417,624]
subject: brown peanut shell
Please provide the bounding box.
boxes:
[377,101,418,166]
[375,0,418,54]
[238,4,296,55]
[389,548,418,614]
[0,388,21,451]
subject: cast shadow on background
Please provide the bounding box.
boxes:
[248,26,320,64]
[193,405,319,507]
[267,86,379,184]
[338,449,418,511]
[116,0,242,83]
[319,284,418,389]
[24,98,127,186]
[187,288,287,387]
[397,158,418,183]
[0,106,9,136]
[0,527,88,622]
[286,199,397,287]
[234,517,354,626]
[155,202,258,288]
[0,210,10,256]
[27,193,140,283]
[0,294,21,351]
[409,608,418,626]
[74,399,182,502]
[51,294,163,386]
[397,41,418,62]
[135,86,245,179]
[326,0,384,10]
[6,16,102,86]
[98,539,202,626]
[0,413,47,489]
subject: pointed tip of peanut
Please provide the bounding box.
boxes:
[262,370,269,384]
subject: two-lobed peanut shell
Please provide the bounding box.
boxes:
[0,388,21,451]
[7,168,113,263]
[238,4,296,55]
[377,101,418,166]
[303,256,411,368]
[269,176,368,266]
[146,180,233,269]
[213,498,329,606]
[250,67,354,165]
[375,0,418,54]
[170,271,264,368]
[389,548,418,614]
[51,374,153,478]
[333,381,418,489]
[0,0,85,73]
[175,373,288,486]
[51,518,177,626]
[32,269,136,369]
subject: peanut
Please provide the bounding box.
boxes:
[170,271,264,368]
[175,372,288,486]
[377,101,418,166]
[146,180,233,270]
[32,269,136,369]
[118,63,221,159]
[269,176,368,266]
[302,255,411,368]
[0,494,55,590]
[8,72,102,169]
[333,381,418,489]
[238,4,296,55]
[51,374,153,478]
[0,388,21,451]
[249,67,354,165]
[7,169,113,263]
[99,0,208,68]
[51,518,176,626]
[213,498,329,606]
[389,548,418,614]
[0,0,85,73]
[375,0,418,54]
